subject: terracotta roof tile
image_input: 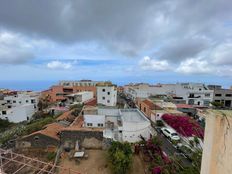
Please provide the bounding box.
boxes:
[143,99,162,110]
[22,123,64,140]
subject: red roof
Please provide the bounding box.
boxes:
[143,99,162,110]
[176,104,193,109]
[84,98,97,106]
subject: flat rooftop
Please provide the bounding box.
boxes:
[121,109,148,122]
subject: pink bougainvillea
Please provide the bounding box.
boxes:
[152,166,162,174]
[162,114,204,139]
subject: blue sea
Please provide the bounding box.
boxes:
[0,81,58,91]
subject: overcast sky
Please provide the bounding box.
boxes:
[0,0,232,87]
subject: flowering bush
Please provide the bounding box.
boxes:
[162,114,204,139]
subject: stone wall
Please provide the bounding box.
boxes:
[16,133,59,149]
[60,130,103,149]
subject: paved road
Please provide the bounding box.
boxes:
[156,129,192,167]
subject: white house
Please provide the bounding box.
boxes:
[84,114,105,128]
[0,92,39,122]
[97,83,117,106]
[66,91,94,105]
[83,107,155,143]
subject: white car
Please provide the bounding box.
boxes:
[161,127,180,141]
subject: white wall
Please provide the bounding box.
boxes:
[84,114,105,128]
[122,121,151,142]
[0,93,38,122]
[80,92,94,102]
[0,104,36,123]
[97,86,117,106]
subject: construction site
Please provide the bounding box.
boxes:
[0,148,80,174]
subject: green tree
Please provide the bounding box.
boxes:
[108,142,133,174]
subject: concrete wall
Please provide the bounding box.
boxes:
[122,121,151,142]
[60,130,103,149]
[201,111,232,174]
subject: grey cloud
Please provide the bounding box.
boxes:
[0,32,34,64]
[0,0,231,59]
[158,37,211,62]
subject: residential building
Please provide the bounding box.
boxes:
[125,83,213,107]
[66,91,94,105]
[97,82,117,106]
[83,107,155,143]
[137,98,162,119]
[201,110,232,174]
[0,92,39,122]
[41,80,104,102]
[16,122,65,150]
[208,85,232,108]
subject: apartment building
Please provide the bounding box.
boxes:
[125,83,213,107]
[0,92,39,122]
[97,82,117,106]
[208,85,232,108]
[41,80,104,102]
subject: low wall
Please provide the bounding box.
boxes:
[60,130,103,149]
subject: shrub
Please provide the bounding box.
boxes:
[46,152,56,161]
[108,142,133,174]
[156,120,164,127]
[162,114,204,139]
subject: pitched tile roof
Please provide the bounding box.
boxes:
[22,122,65,140]
[143,99,162,110]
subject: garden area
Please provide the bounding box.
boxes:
[162,114,204,139]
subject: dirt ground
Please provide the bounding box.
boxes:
[58,150,111,174]
[129,154,146,174]
[58,150,145,174]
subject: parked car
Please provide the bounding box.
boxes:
[176,143,193,160]
[161,127,180,141]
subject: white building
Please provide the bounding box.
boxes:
[83,107,155,143]
[0,92,39,122]
[66,91,93,105]
[97,83,117,106]
[59,80,102,87]
[125,83,213,107]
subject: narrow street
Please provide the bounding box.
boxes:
[156,130,192,167]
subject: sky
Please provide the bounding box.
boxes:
[0,0,232,90]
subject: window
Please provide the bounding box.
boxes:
[26,100,28,103]
[226,94,232,97]
[107,100,110,103]
[87,123,93,127]
[13,100,16,103]
[2,111,6,115]
[7,106,11,109]
[107,92,110,95]
[31,99,36,103]
[189,93,194,98]
[205,93,210,97]
[215,94,222,97]
[98,123,104,127]
[144,107,146,112]
[102,89,105,92]
[34,136,39,141]
[7,100,10,103]
[102,97,105,100]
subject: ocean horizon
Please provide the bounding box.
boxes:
[0,81,58,91]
